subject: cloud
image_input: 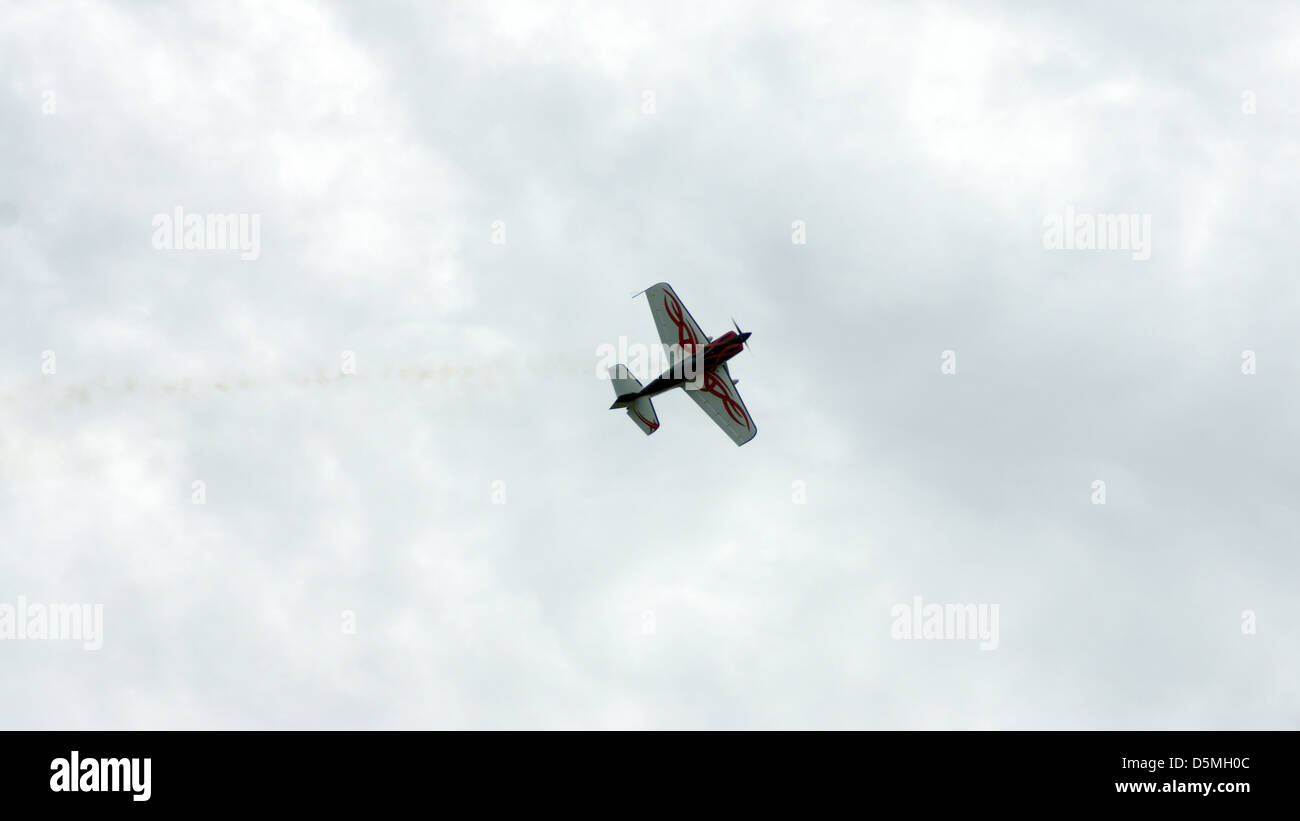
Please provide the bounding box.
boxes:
[1,0,1296,728]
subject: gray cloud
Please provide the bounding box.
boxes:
[1,0,1296,728]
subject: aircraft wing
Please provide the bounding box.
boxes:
[644,283,708,354]
[686,367,757,446]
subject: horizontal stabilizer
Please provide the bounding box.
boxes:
[609,365,659,435]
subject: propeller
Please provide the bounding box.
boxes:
[731,317,752,354]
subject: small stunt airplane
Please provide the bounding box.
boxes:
[609,282,757,446]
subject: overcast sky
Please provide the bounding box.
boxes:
[2,0,1297,729]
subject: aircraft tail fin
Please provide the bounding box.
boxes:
[608,365,659,435]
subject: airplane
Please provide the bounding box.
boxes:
[608,282,757,446]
